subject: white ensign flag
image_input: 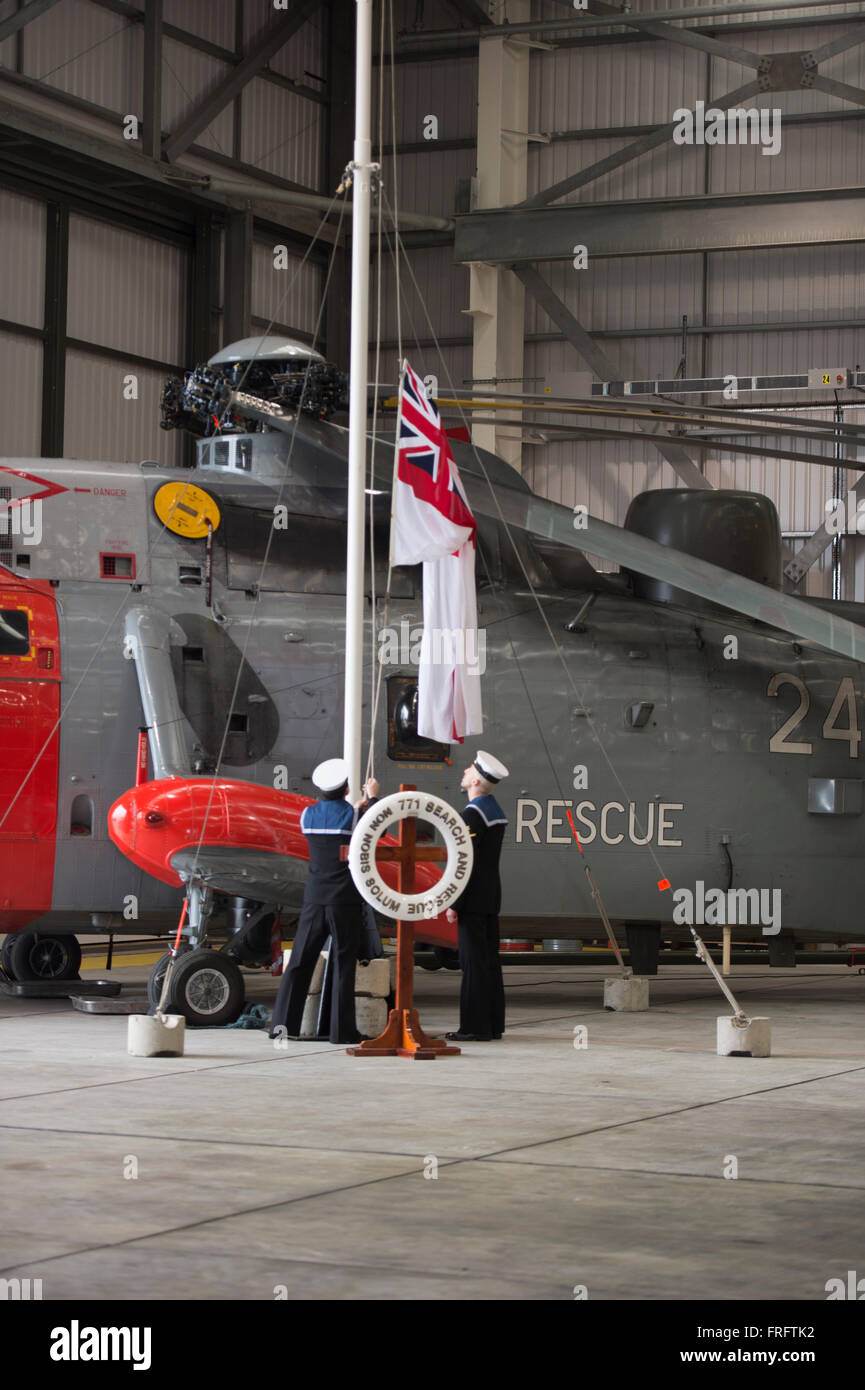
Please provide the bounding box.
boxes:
[390,362,483,743]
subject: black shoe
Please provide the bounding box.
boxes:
[445,1030,492,1042]
[336,1032,372,1044]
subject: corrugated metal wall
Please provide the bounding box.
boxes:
[21,0,141,113]
[0,331,42,457]
[240,78,324,188]
[64,351,183,468]
[240,3,325,188]
[252,236,323,340]
[0,189,45,329]
[371,40,475,390]
[163,0,235,50]
[511,10,865,597]
[7,0,325,185]
[67,215,187,364]
[375,245,470,345]
[62,215,187,467]
[161,40,234,158]
[0,0,329,470]
[0,189,45,457]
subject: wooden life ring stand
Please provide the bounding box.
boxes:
[348,790,473,921]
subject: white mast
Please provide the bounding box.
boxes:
[343,0,374,801]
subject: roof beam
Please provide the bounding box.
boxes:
[87,0,326,104]
[0,93,319,249]
[513,264,711,490]
[0,0,63,43]
[455,187,865,263]
[586,0,761,70]
[808,23,865,65]
[162,0,321,163]
[397,2,858,47]
[446,0,493,24]
[520,79,761,208]
[812,74,865,110]
[784,473,865,586]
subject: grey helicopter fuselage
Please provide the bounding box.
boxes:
[1,416,863,958]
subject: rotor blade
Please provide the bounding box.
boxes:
[462,477,865,663]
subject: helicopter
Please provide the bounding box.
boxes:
[3,333,865,1026]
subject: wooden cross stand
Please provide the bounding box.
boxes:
[342,784,460,1059]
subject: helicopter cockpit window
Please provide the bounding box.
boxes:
[0,609,29,656]
[386,675,449,763]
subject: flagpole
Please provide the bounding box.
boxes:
[388,359,406,572]
[344,0,374,801]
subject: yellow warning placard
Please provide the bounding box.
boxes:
[154,481,221,539]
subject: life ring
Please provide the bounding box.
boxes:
[348,791,473,921]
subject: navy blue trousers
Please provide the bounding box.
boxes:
[270,901,362,1043]
[457,912,505,1038]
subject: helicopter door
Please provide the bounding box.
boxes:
[0,583,61,930]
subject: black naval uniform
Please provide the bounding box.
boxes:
[269,795,372,1044]
[454,793,508,1039]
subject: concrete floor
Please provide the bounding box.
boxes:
[1,960,863,1301]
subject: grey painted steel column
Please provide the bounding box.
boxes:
[224,206,253,343]
[142,0,163,160]
[123,608,192,780]
[41,202,68,459]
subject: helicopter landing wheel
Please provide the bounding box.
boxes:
[4,932,82,982]
[147,951,186,1009]
[1,936,15,978]
[153,948,245,1027]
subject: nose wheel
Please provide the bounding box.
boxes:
[148,948,245,1027]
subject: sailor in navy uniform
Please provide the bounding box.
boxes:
[445,750,509,1042]
[269,758,379,1045]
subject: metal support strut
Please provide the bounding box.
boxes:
[584,864,629,978]
[691,928,751,1025]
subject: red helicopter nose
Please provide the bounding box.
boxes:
[107,777,459,951]
[108,777,311,887]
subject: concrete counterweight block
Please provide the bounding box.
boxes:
[300,995,321,1039]
[604,975,650,1011]
[355,958,390,998]
[128,1013,185,1057]
[717,1015,771,1057]
[295,957,392,1037]
[356,996,388,1036]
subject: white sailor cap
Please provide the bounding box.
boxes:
[312,757,349,793]
[474,750,508,784]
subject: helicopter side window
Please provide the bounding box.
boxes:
[235,439,252,471]
[213,440,230,468]
[0,609,29,656]
[386,675,449,763]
